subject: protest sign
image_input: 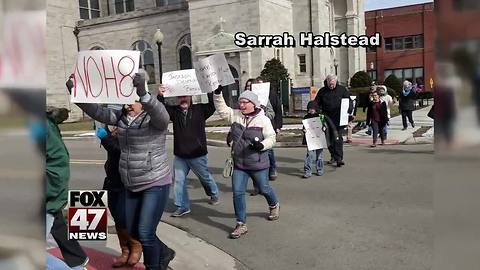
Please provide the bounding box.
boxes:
[162,69,202,97]
[302,117,328,151]
[194,53,235,92]
[340,98,350,126]
[70,50,140,104]
[251,82,270,106]
[0,11,46,89]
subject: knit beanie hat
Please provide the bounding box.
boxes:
[238,91,261,107]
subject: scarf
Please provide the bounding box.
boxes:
[402,86,412,96]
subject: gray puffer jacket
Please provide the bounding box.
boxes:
[76,96,171,192]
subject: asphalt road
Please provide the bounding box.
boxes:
[66,136,433,270]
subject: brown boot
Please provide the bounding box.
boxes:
[112,228,130,268]
[127,237,143,266]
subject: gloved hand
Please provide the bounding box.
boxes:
[96,127,108,140]
[249,139,264,151]
[133,73,147,97]
[214,85,223,95]
[66,74,74,94]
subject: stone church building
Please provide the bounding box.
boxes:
[47,0,366,120]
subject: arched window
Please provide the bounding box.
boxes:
[179,47,192,70]
[90,46,104,50]
[131,40,155,84]
[177,34,192,70]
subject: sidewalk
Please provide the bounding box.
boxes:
[352,105,434,145]
[47,217,245,270]
[61,106,434,146]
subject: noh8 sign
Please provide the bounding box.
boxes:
[70,50,140,104]
[68,190,108,241]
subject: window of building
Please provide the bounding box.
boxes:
[384,67,424,83]
[79,0,100,20]
[454,0,480,10]
[368,70,377,81]
[179,47,192,70]
[298,54,306,73]
[156,0,184,6]
[115,0,134,14]
[131,40,155,84]
[366,46,377,53]
[177,34,192,70]
[384,35,424,51]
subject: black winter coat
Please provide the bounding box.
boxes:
[314,83,352,127]
[366,101,389,128]
[101,134,123,191]
[160,93,216,159]
[269,90,283,131]
[399,90,416,111]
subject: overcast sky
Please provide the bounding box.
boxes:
[365,0,434,11]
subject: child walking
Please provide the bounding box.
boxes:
[302,101,325,178]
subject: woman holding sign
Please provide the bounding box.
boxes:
[214,85,280,239]
[67,73,175,270]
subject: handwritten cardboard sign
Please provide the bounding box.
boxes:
[70,50,140,104]
[194,53,235,92]
[302,117,328,151]
[251,82,270,107]
[162,69,202,97]
[340,98,350,126]
[0,11,46,89]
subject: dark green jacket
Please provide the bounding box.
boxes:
[46,113,69,214]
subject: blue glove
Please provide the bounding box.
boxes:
[96,127,108,140]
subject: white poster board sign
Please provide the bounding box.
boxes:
[70,50,140,104]
[302,117,328,151]
[340,98,350,126]
[0,11,46,89]
[251,82,270,107]
[162,69,202,97]
[194,53,235,92]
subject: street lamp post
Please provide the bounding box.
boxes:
[154,29,164,84]
[333,58,338,76]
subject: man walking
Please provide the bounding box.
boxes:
[314,75,351,167]
[158,86,220,217]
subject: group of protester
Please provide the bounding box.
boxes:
[46,69,421,269]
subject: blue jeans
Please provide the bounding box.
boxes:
[232,168,279,224]
[125,185,170,270]
[173,155,219,210]
[267,149,277,172]
[304,149,324,176]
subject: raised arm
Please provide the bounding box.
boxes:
[213,86,234,123]
[203,92,216,120]
[75,103,122,125]
[66,75,122,125]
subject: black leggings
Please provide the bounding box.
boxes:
[401,110,414,128]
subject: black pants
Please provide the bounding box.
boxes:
[401,110,414,128]
[328,127,344,162]
[371,121,386,144]
[51,211,88,267]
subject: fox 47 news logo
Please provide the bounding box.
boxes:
[68,190,108,241]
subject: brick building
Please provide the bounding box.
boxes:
[365,2,434,90]
[436,0,480,57]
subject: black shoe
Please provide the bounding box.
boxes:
[402,127,407,131]
[411,123,415,128]
[160,247,176,270]
[336,160,345,167]
[250,190,259,196]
